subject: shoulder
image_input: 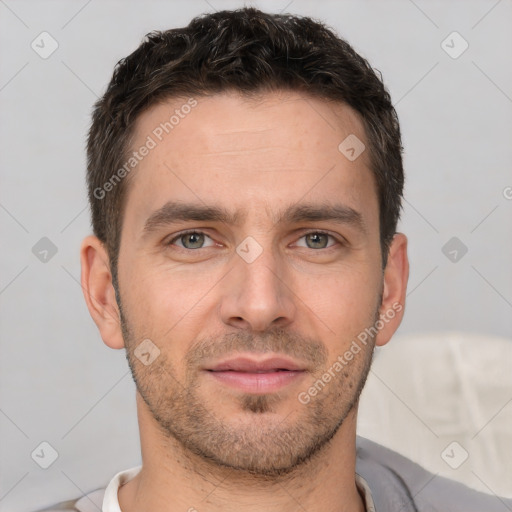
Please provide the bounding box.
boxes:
[34,499,79,512]
[356,436,512,512]
[34,488,105,512]
[35,465,141,512]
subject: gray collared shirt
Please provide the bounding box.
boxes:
[37,436,512,512]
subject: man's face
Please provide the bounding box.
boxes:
[116,91,385,475]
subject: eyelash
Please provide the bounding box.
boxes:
[166,229,342,250]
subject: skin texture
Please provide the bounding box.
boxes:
[81,90,409,512]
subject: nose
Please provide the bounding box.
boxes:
[219,241,296,332]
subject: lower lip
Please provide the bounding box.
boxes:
[206,370,305,393]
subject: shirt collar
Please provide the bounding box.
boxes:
[355,473,377,512]
[96,466,376,512]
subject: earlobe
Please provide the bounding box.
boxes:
[80,235,125,349]
[375,233,409,347]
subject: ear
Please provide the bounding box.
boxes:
[80,235,125,349]
[375,232,409,347]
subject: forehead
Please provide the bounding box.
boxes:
[122,90,377,230]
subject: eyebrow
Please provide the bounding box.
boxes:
[142,200,367,236]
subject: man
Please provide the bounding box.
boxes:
[43,7,511,512]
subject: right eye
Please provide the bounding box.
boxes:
[167,230,216,250]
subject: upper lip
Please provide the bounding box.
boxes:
[206,355,305,372]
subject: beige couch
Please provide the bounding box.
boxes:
[358,331,512,498]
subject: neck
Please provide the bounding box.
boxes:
[118,392,365,512]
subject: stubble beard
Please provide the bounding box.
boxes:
[120,305,378,478]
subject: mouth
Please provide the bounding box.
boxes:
[204,355,307,393]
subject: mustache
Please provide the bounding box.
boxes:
[185,327,329,371]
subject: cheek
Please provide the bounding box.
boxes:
[304,265,382,343]
[119,260,217,347]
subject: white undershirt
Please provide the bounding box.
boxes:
[91,465,376,512]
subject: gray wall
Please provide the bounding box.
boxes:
[1,1,511,510]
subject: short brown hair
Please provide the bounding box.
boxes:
[86,7,404,286]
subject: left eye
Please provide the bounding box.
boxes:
[295,232,337,249]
